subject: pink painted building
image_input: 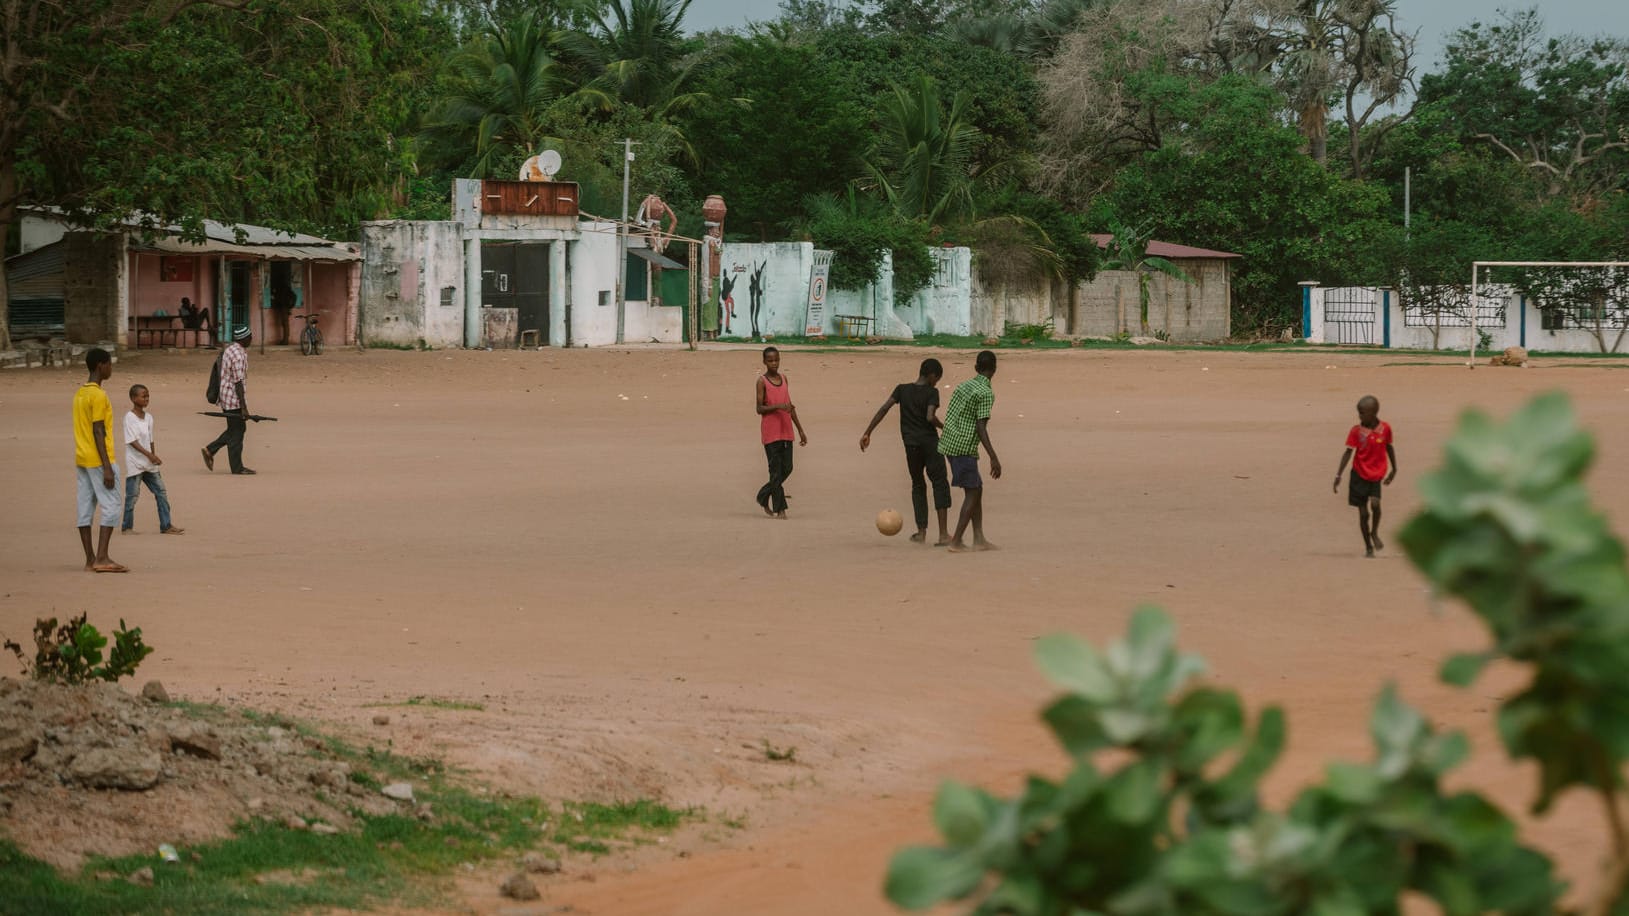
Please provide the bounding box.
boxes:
[9,209,359,349]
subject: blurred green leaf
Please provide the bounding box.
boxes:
[934,781,990,848]
[885,846,984,909]
[1440,652,1491,687]
[1035,633,1117,702]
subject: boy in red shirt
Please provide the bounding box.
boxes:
[1333,395,1397,557]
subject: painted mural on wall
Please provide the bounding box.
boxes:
[747,261,767,338]
[721,272,737,335]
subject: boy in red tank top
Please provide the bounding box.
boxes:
[1333,395,1398,557]
[755,346,808,518]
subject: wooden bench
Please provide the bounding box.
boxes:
[130,315,181,349]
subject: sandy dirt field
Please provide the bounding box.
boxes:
[2,343,1625,913]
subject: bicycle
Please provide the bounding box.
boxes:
[295,312,323,356]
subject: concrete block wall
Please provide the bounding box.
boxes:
[61,232,123,345]
[359,221,465,348]
[897,248,972,336]
[971,271,1053,337]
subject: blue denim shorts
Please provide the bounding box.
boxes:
[76,465,121,527]
[949,455,982,489]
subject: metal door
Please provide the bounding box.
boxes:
[481,243,515,308]
[512,243,549,337]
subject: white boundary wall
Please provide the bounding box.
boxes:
[1308,284,1629,353]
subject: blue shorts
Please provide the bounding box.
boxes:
[76,465,122,527]
[948,455,982,489]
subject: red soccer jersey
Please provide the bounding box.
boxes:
[1346,421,1393,482]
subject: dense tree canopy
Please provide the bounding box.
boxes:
[1,0,451,347]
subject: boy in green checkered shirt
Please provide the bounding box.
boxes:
[937,350,1002,552]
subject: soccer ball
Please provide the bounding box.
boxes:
[876,509,904,537]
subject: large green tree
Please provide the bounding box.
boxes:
[1420,9,1629,206]
[1094,75,1394,334]
[2,0,448,349]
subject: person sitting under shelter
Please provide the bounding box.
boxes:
[180,297,211,331]
[179,297,212,345]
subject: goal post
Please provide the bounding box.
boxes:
[1470,261,1629,365]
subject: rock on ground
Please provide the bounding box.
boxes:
[500,872,542,900]
[69,747,162,790]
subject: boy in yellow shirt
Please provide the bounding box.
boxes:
[74,348,126,572]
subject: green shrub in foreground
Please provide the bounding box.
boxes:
[890,392,1627,914]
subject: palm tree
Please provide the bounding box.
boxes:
[865,75,982,227]
[575,0,725,165]
[587,0,695,110]
[1100,220,1193,336]
[420,13,608,177]
[952,0,1099,59]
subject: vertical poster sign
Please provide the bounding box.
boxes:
[806,250,834,336]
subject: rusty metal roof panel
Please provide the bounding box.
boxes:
[1090,234,1241,259]
[132,236,359,261]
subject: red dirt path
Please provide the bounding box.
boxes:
[1,344,1620,913]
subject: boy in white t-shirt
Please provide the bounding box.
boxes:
[122,384,184,534]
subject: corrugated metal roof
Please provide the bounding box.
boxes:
[131,236,359,261]
[21,206,356,256]
[6,241,66,297]
[1090,234,1240,260]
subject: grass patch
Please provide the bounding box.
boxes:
[551,800,698,857]
[0,705,695,915]
[363,696,486,712]
[0,780,548,916]
[761,740,798,763]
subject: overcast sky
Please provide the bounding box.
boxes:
[682,1,1629,72]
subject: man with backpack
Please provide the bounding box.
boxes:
[202,326,255,475]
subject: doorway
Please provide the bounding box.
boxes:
[481,242,550,345]
[227,261,252,336]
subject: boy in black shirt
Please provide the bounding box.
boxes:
[859,358,951,544]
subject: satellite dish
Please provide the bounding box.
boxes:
[540,149,562,179]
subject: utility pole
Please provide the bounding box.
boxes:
[1404,166,1411,239]
[614,138,635,345]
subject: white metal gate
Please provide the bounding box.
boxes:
[1323,287,1380,345]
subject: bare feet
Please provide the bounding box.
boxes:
[92,562,129,573]
[1370,532,1384,551]
[162,526,186,535]
[933,537,952,547]
[773,511,787,520]
[973,540,1000,552]
[121,528,136,535]
[1365,548,1375,558]
[946,541,969,553]
[909,531,926,543]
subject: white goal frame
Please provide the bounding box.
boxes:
[1470,261,1629,366]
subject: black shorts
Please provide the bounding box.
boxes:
[949,455,982,488]
[1348,471,1382,507]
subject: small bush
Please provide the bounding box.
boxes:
[1003,319,1053,342]
[3,614,154,684]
